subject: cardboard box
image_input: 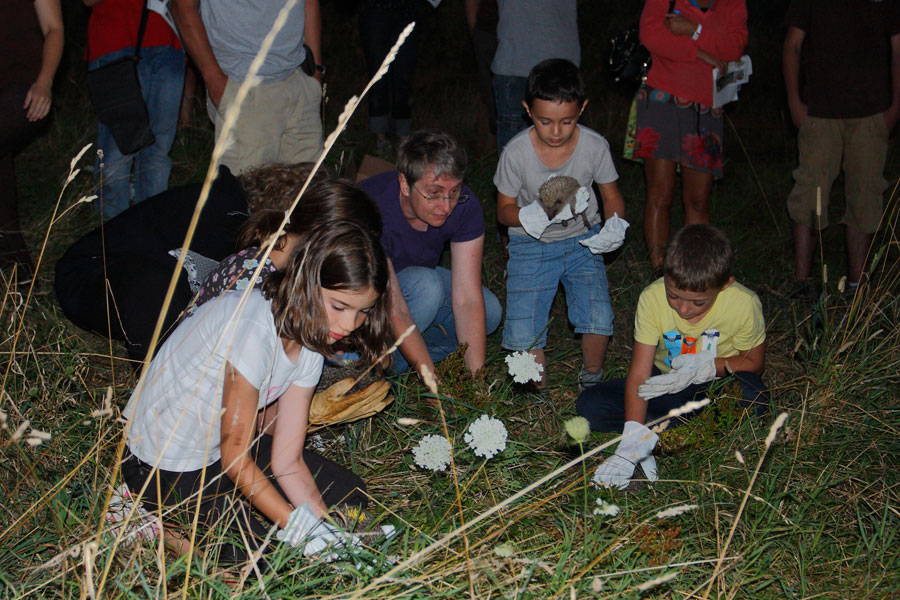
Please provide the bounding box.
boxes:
[354,154,396,183]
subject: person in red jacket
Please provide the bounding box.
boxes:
[624,0,747,269]
[85,0,185,221]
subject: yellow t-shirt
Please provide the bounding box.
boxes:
[634,278,766,373]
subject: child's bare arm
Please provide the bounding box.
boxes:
[220,363,300,527]
[624,342,657,424]
[596,181,626,220]
[496,192,522,227]
[269,383,330,517]
[718,342,765,376]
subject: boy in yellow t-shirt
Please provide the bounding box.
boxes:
[577,224,768,489]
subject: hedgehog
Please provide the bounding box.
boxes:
[537,176,590,229]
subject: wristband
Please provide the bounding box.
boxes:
[315,64,326,76]
[691,24,702,41]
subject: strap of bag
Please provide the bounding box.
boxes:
[133,0,150,59]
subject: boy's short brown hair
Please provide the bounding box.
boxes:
[663,224,734,292]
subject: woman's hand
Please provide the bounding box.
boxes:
[664,13,698,37]
[697,48,727,73]
[24,80,52,121]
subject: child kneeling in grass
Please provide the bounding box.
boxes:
[578,224,768,490]
[121,220,391,564]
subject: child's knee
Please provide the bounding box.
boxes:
[576,382,625,432]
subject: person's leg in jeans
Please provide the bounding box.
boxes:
[493,74,528,154]
[391,266,444,373]
[89,47,139,220]
[133,45,185,205]
[423,266,501,364]
[359,5,394,141]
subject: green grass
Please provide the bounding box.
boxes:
[2,0,899,598]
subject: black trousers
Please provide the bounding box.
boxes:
[122,434,366,564]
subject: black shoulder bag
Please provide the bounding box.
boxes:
[608,0,676,86]
[86,1,156,155]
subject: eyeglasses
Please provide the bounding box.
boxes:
[413,185,470,205]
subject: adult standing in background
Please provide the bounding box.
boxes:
[358,0,424,155]
[783,0,900,301]
[491,0,579,154]
[627,0,747,269]
[0,0,63,280]
[85,0,185,221]
[171,0,324,174]
[464,0,498,154]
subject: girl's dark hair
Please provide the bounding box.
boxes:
[236,177,383,251]
[262,220,392,364]
[525,58,586,107]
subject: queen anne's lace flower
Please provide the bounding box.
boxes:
[593,499,620,516]
[505,351,544,384]
[412,434,453,472]
[464,414,508,459]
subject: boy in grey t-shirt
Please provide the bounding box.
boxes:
[494,59,628,390]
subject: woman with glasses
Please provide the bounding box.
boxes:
[359,129,502,379]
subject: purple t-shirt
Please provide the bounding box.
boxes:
[359,171,485,273]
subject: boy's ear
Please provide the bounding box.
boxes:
[522,100,532,118]
[579,99,589,115]
[721,276,735,290]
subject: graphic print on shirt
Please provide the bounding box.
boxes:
[662,329,721,366]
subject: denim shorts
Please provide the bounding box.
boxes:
[502,227,614,350]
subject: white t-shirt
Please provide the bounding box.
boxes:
[124,290,323,471]
[494,125,619,242]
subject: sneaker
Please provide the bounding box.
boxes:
[578,368,604,392]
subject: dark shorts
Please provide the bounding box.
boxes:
[122,434,366,564]
[624,85,725,179]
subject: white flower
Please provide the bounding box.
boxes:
[564,416,590,443]
[412,434,453,472]
[593,499,620,516]
[505,351,544,384]
[654,504,698,519]
[494,542,514,558]
[464,415,508,459]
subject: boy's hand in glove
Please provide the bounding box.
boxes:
[308,378,392,429]
[593,421,659,490]
[579,213,630,254]
[637,351,716,400]
[518,201,572,239]
[277,504,361,557]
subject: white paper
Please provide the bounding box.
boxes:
[712,54,752,108]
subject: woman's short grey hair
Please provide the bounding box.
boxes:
[396,129,467,186]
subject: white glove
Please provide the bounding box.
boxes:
[579,213,630,254]
[518,201,572,240]
[277,503,360,557]
[573,186,590,215]
[637,351,717,400]
[593,421,659,490]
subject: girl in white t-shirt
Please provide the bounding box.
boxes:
[122,220,391,564]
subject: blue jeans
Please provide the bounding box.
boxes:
[90,45,185,221]
[493,74,529,153]
[576,369,769,433]
[358,4,422,137]
[391,266,502,373]
[503,228,614,351]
